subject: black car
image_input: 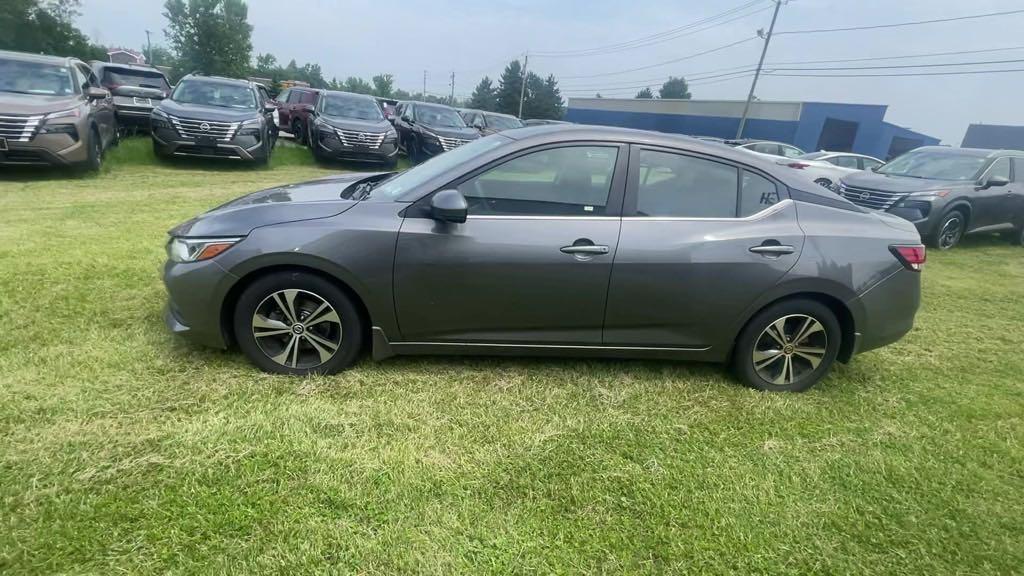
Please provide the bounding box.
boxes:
[308,90,399,167]
[838,146,1024,250]
[458,108,524,136]
[150,74,276,164]
[91,61,171,132]
[392,101,479,163]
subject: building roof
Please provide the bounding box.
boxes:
[961,124,1024,151]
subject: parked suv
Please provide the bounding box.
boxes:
[458,108,524,135]
[275,86,319,145]
[150,74,276,164]
[308,90,399,167]
[0,50,117,171]
[91,61,171,132]
[838,146,1024,249]
[393,101,479,163]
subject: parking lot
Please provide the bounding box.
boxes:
[0,137,1021,573]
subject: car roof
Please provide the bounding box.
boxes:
[408,101,458,111]
[91,61,164,73]
[181,74,251,87]
[321,90,376,101]
[460,108,517,119]
[0,49,78,66]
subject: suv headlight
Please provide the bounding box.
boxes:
[167,237,243,263]
[151,108,172,129]
[44,107,80,122]
[421,129,440,143]
[385,127,397,141]
[239,116,263,136]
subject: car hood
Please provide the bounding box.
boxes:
[841,170,970,193]
[168,172,388,237]
[420,124,480,140]
[0,92,81,115]
[320,116,392,133]
[157,99,260,122]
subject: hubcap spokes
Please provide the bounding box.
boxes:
[252,289,342,369]
[940,218,962,248]
[752,314,827,385]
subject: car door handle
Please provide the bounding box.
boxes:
[749,245,795,255]
[560,245,609,255]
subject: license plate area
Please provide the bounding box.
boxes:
[0,137,7,151]
[195,135,218,148]
[133,97,152,106]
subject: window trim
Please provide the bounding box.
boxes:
[980,156,1012,183]
[623,144,789,220]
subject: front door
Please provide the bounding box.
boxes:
[973,157,1013,230]
[603,145,804,349]
[394,143,627,344]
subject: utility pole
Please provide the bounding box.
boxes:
[736,0,783,139]
[145,29,153,65]
[422,70,427,102]
[449,71,455,105]
[517,53,529,118]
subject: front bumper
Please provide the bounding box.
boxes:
[316,133,398,163]
[152,127,266,161]
[163,257,240,349]
[0,132,88,166]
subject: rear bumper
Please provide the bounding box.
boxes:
[850,269,921,355]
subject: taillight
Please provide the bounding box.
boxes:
[787,162,810,169]
[890,244,926,271]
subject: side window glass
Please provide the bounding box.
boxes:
[74,65,90,92]
[301,91,315,104]
[1014,158,1022,182]
[634,149,738,218]
[862,159,883,171]
[781,146,803,158]
[740,171,781,217]
[830,155,859,168]
[457,146,618,217]
[989,158,1011,181]
[277,89,289,103]
[752,143,777,155]
[287,91,301,103]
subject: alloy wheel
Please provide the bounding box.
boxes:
[752,314,828,386]
[938,215,963,250]
[251,289,342,369]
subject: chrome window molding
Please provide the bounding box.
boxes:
[622,199,793,222]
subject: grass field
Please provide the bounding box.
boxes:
[1,137,1022,574]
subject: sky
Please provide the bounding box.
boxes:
[76,0,1024,144]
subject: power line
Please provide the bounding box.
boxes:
[559,64,753,89]
[532,0,768,57]
[766,44,1024,66]
[769,57,1024,72]
[765,68,1024,78]
[561,69,757,92]
[559,36,759,80]
[775,8,1024,35]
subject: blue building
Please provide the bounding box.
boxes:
[564,98,940,160]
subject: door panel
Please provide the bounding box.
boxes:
[973,157,1011,229]
[394,217,620,343]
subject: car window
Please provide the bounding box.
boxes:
[987,157,1011,181]
[74,64,92,92]
[829,155,859,169]
[751,143,779,155]
[634,149,738,218]
[862,158,883,171]
[457,146,618,217]
[277,88,290,103]
[739,171,781,217]
[1014,158,1024,182]
[780,145,803,158]
[301,91,316,104]
[287,90,302,103]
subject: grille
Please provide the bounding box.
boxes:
[168,115,239,141]
[0,114,44,142]
[838,184,906,211]
[334,129,386,149]
[438,136,470,152]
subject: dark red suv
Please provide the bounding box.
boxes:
[275,86,319,145]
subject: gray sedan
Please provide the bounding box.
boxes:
[163,126,924,392]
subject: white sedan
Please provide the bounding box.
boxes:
[776,152,885,191]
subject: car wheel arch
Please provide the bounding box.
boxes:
[219,262,372,351]
[943,202,972,229]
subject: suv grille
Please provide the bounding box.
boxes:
[0,114,44,142]
[838,184,906,210]
[438,136,470,152]
[168,115,239,141]
[334,129,386,149]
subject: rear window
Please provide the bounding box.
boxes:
[102,68,170,92]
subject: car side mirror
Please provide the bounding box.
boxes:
[264,102,277,113]
[430,189,468,223]
[472,119,485,129]
[983,175,1010,189]
[86,87,109,100]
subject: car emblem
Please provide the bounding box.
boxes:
[358,133,367,143]
[200,122,211,131]
[858,191,871,201]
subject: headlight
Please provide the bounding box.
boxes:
[45,107,80,121]
[385,127,397,140]
[240,117,262,128]
[421,129,440,143]
[167,237,243,263]
[151,109,171,129]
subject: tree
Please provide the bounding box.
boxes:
[342,76,374,95]
[495,60,524,116]
[521,73,563,120]
[635,87,654,99]
[659,76,691,99]
[0,0,106,61]
[146,43,182,82]
[468,76,497,111]
[163,0,252,78]
[372,74,394,98]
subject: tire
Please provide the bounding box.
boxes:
[813,178,834,191]
[292,119,305,145]
[732,298,841,392]
[929,208,967,251]
[83,127,102,172]
[253,142,270,166]
[233,271,365,376]
[405,135,420,164]
[152,139,170,160]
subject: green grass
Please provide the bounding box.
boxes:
[0,137,1022,574]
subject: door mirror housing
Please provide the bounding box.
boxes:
[430,189,468,223]
[86,87,109,100]
[263,102,277,113]
[983,174,1011,189]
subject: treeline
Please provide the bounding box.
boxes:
[0,0,107,62]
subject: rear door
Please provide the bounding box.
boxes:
[394,143,627,344]
[603,145,804,348]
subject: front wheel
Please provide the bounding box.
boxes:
[82,127,103,172]
[233,271,365,375]
[929,209,966,251]
[732,299,841,392]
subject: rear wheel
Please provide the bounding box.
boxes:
[233,271,364,375]
[292,119,305,145]
[930,209,966,251]
[732,298,841,392]
[813,178,834,191]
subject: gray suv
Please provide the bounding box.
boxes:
[0,50,117,171]
[838,146,1024,249]
[163,126,925,392]
[151,74,276,164]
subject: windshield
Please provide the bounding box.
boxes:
[0,59,74,96]
[486,114,523,130]
[103,68,170,92]
[416,105,466,128]
[323,95,383,121]
[369,135,509,201]
[171,80,255,109]
[877,149,989,181]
